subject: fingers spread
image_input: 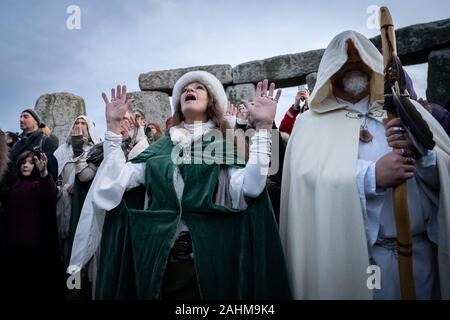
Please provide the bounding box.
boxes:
[102,92,110,105]
[262,79,269,95]
[268,82,275,97]
[122,85,128,101]
[255,82,262,98]
[274,89,282,102]
[116,85,121,100]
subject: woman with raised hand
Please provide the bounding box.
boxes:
[70,71,290,300]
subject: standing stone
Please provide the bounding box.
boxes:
[226,84,256,106]
[35,92,86,145]
[305,73,317,92]
[127,91,172,129]
[427,48,450,108]
[232,49,324,88]
[139,64,233,93]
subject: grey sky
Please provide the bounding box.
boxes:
[1,0,449,136]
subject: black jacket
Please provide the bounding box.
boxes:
[6,130,58,187]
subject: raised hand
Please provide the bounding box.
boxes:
[236,104,249,121]
[224,101,238,128]
[34,153,48,177]
[225,101,238,117]
[71,126,83,137]
[243,79,281,130]
[102,84,134,134]
[294,89,309,108]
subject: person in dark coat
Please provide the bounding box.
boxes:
[4,131,19,152]
[6,109,58,187]
[0,130,8,293]
[0,130,7,181]
[1,150,63,299]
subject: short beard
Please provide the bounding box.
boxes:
[342,71,369,96]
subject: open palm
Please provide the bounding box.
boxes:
[243,79,281,129]
[102,85,134,125]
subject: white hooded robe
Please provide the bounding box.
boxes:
[280,30,450,300]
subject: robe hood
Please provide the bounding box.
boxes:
[309,30,384,112]
[54,115,100,177]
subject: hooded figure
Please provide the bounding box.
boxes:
[280,31,450,299]
[53,115,100,265]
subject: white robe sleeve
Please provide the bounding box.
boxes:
[228,130,272,210]
[93,131,145,212]
[356,159,385,247]
[68,131,145,274]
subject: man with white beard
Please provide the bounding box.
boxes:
[280,30,450,299]
[67,108,149,298]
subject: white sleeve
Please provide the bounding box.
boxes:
[356,159,385,247]
[228,130,272,209]
[93,131,145,212]
[68,131,145,273]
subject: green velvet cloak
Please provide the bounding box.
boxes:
[96,135,291,299]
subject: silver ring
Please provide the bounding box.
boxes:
[400,148,407,156]
[392,126,406,134]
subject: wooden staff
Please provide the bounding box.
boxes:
[380,6,416,300]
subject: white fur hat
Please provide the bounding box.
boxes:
[171,71,228,115]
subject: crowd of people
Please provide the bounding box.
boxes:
[0,30,450,300]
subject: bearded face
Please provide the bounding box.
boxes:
[342,70,370,96]
[331,40,372,102]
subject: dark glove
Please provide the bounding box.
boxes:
[86,143,104,167]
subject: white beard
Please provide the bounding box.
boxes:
[342,71,369,96]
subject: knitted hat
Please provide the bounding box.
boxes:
[21,109,42,127]
[171,71,228,115]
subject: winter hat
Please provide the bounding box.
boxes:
[22,109,42,127]
[171,71,228,115]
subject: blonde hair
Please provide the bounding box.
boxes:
[41,126,52,136]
